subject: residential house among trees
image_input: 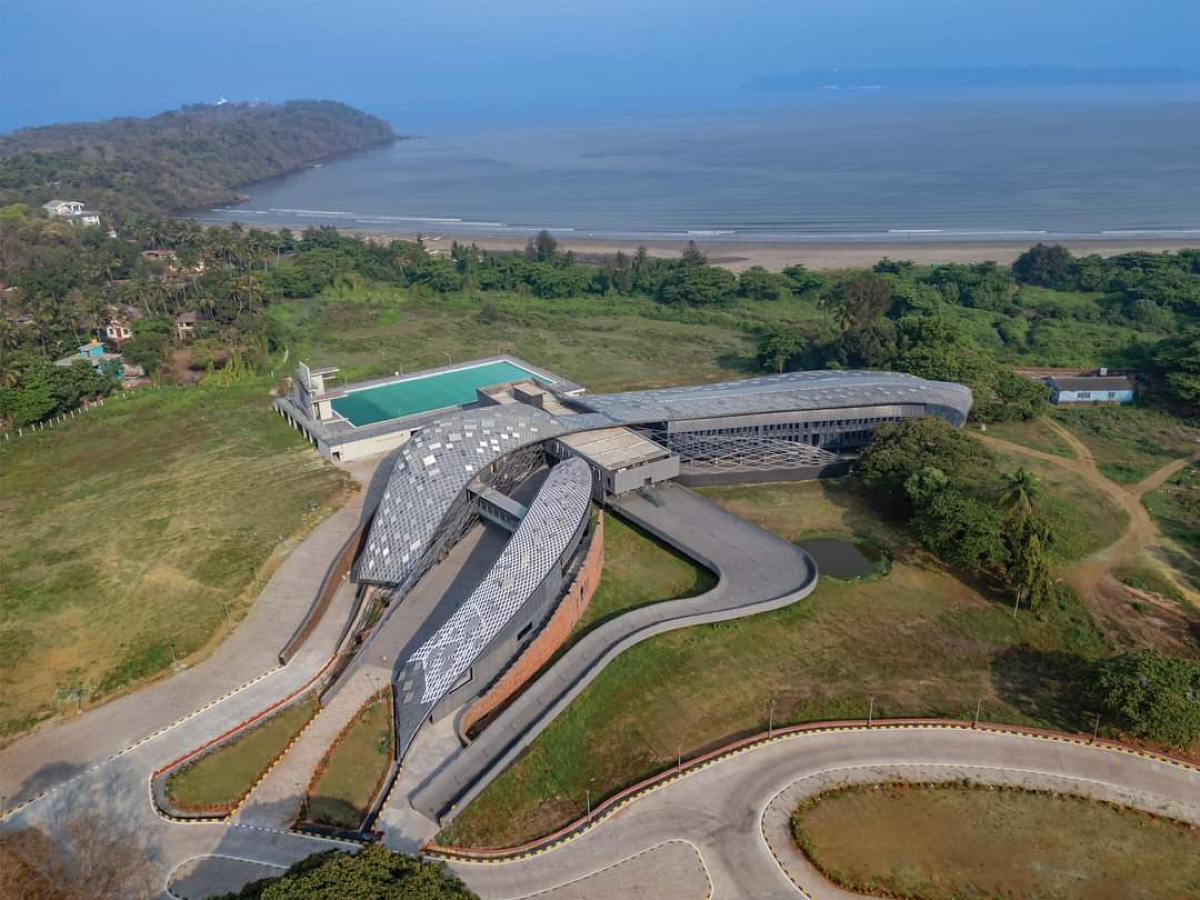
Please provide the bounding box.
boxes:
[54,340,124,379]
[103,315,134,343]
[41,199,102,228]
[1047,372,1135,405]
[174,311,198,341]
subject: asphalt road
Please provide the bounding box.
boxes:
[446,726,1200,900]
[4,465,1198,900]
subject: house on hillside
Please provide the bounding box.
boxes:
[42,199,101,228]
[54,340,124,379]
[103,315,134,343]
[1047,371,1135,405]
[174,311,198,341]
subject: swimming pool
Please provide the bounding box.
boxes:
[331,360,548,427]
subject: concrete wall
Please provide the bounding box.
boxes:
[1052,390,1133,405]
[458,515,605,737]
[676,460,851,488]
[608,455,681,496]
[325,429,415,462]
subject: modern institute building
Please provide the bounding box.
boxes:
[281,359,972,762]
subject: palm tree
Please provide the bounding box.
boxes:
[1001,467,1042,519]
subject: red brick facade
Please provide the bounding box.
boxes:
[460,515,605,736]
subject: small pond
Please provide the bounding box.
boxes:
[797,537,886,580]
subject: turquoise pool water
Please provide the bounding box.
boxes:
[331,361,544,427]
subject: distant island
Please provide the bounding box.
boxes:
[743,65,1200,92]
[0,100,395,216]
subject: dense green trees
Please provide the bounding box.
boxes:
[858,419,1058,610]
[656,243,737,306]
[1095,651,1200,749]
[0,354,114,425]
[218,846,478,900]
[1013,242,1076,288]
[0,101,395,218]
[1151,327,1200,413]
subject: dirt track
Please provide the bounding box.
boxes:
[980,419,1198,654]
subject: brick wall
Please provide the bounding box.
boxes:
[460,515,605,736]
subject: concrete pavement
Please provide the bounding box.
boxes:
[445,725,1200,900]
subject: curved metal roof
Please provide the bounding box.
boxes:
[394,458,592,751]
[575,370,973,424]
[361,369,972,589]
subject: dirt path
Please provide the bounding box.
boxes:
[979,419,1198,654]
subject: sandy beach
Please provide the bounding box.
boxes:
[343,229,1199,272]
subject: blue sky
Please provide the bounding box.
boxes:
[2,0,1198,131]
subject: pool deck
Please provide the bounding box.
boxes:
[332,360,553,427]
[273,356,584,459]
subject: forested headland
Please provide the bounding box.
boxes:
[0,100,395,216]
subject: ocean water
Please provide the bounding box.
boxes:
[194,94,1200,242]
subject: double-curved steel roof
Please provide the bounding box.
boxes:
[394,458,592,751]
[360,369,972,589]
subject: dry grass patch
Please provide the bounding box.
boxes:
[792,782,1200,900]
[0,380,350,742]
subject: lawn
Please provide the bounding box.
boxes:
[0,380,350,742]
[306,689,394,830]
[576,513,716,635]
[165,694,319,812]
[980,417,1074,458]
[1052,406,1200,484]
[1142,466,1200,593]
[438,479,1110,848]
[791,782,1200,900]
[270,286,812,393]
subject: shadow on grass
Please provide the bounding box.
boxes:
[990,647,1094,733]
[303,795,368,832]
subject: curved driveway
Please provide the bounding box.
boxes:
[408,483,817,821]
[446,725,1200,900]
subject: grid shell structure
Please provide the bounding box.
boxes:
[575,369,973,425]
[357,407,571,588]
[393,458,592,753]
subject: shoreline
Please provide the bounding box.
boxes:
[343,230,1199,271]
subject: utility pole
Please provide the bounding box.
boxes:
[1092,712,1102,743]
[677,738,682,773]
[168,641,178,670]
[586,789,591,823]
[867,695,875,728]
[768,698,775,738]
[974,699,983,729]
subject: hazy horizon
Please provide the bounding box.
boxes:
[3,0,1199,132]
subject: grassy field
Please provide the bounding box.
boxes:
[306,690,394,830]
[269,286,833,393]
[0,380,350,742]
[791,783,1200,900]
[439,478,1112,848]
[1052,406,1200,484]
[980,418,1074,458]
[1004,453,1128,563]
[1142,466,1200,593]
[165,694,318,812]
[576,513,716,634]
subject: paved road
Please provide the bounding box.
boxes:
[6,460,1199,900]
[407,483,818,822]
[446,725,1200,900]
